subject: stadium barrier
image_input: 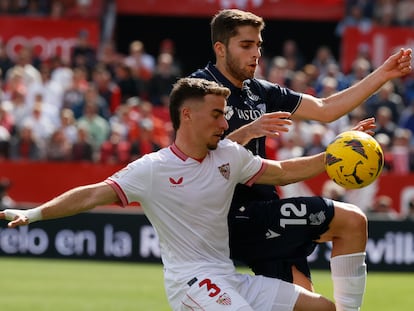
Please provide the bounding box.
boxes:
[0,210,413,271]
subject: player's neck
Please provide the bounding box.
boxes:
[174,135,208,161]
[215,62,243,88]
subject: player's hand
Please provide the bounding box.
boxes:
[351,117,376,136]
[248,111,292,139]
[382,48,412,79]
[0,209,32,228]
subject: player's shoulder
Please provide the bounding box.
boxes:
[247,77,280,91]
[189,67,212,80]
[218,139,252,155]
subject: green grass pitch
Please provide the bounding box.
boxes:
[0,257,412,310]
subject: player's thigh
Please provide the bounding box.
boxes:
[248,196,334,240]
[293,289,335,311]
[180,276,253,311]
[317,199,367,243]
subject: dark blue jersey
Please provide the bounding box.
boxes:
[191,62,303,203]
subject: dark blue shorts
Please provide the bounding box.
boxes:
[228,196,334,282]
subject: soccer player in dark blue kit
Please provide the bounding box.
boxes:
[190,9,412,311]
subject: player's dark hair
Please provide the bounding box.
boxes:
[210,9,265,47]
[169,78,230,131]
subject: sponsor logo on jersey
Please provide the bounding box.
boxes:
[265,229,281,239]
[309,211,326,225]
[169,177,183,185]
[216,292,232,306]
[218,163,230,180]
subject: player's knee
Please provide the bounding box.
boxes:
[341,203,367,238]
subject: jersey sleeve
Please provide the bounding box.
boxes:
[105,155,154,206]
[224,140,267,186]
[254,78,302,114]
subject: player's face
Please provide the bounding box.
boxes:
[225,26,262,84]
[192,94,229,151]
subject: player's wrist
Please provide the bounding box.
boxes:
[3,208,42,223]
[26,208,43,223]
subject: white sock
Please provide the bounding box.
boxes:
[330,252,367,311]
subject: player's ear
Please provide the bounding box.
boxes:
[182,106,192,121]
[214,42,225,58]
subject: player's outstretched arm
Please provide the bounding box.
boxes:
[0,182,118,228]
[258,152,326,186]
[226,111,292,145]
[294,48,412,123]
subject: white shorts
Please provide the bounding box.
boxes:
[173,272,303,311]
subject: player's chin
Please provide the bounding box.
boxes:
[207,138,220,150]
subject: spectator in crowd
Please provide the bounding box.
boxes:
[374,132,393,172]
[71,30,97,76]
[373,0,398,27]
[266,56,291,87]
[91,65,121,114]
[281,39,305,72]
[77,101,110,154]
[395,0,414,27]
[8,46,42,86]
[59,108,78,144]
[49,0,65,19]
[374,106,398,140]
[399,99,414,144]
[19,96,56,144]
[109,104,138,141]
[129,118,161,161]
[134,99,172,148]
[80,84,111,120]
[390,127,413,174]
[70,124,94,162]
[335,4,372,37]
[311,45,337,77]
[158,38,182,76]
[321,179,346,201]
[0,43,14,79]
[289,70,316,96]
[147,52,178,107]
[113,62,146,103]
[9,123,43,161]
[62,66,89,118]
[99,124,131,164]
[26,63,65,126]
[46,127,72,161]
[302,123,332,156]
[366,195,400,220]
[0,100,15,136]
[365,80,403,124]
[346,56,372,86]
[97,40,123,75]
[124,40,155,81]
[0,177,15,210]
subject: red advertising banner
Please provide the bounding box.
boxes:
[0,17,100,63]
[341,26,414,74]
[116,0,345,21]
[1,161,413,217]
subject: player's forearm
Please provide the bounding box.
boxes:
[225,124,256,146]
[279,153,325,185]
[259,153,325,186]
[38,185,106,220]
[2,182,116,227]
[321,71,387,122]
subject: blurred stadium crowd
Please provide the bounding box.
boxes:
[0,1,413,218]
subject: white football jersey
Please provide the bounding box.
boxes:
[106,139,266,302]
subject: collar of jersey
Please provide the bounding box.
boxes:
[170,143,206,163]
[206,62,241,92]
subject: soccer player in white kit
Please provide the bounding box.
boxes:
[1,78,335,311]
